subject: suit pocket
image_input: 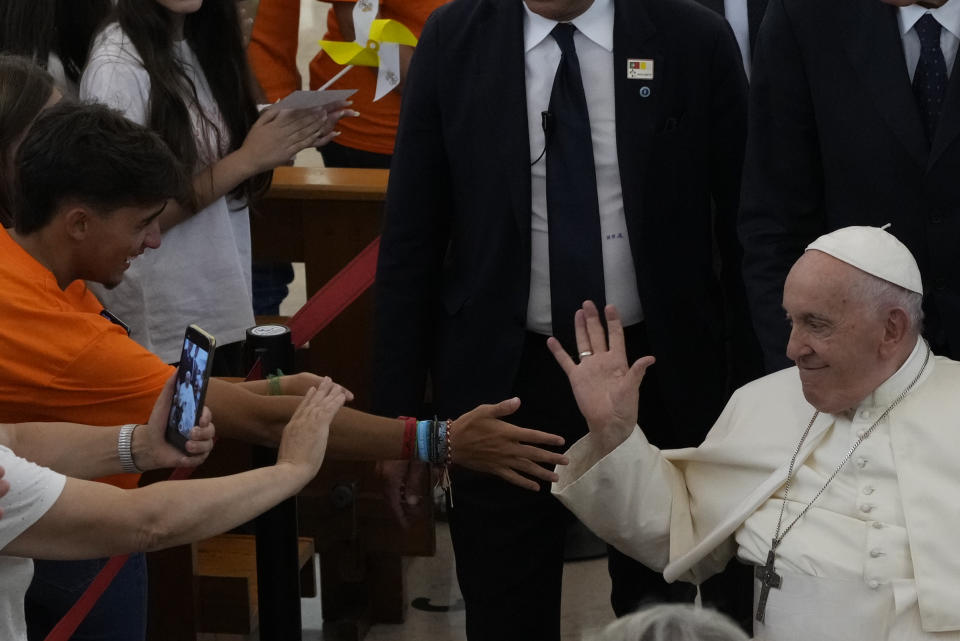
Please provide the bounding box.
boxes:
[653,112,686,138]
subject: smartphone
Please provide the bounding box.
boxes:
[165,325,216,453]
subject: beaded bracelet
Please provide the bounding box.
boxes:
[408,417,454,466]
[416,419,432,463]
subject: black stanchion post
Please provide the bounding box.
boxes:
[243,325,301,640]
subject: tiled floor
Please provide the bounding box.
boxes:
[276,4,616,639]
[296,522,614,641]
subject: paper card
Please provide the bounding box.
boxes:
[272,89,357,111]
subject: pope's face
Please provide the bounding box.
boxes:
[782,251,890,414]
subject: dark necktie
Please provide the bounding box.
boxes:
[913,14,948,142]
[546,23,605,353]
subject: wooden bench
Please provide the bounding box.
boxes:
[195,534,317,635]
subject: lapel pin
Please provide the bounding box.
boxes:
[639,86,651,98]
[627,58,654,80]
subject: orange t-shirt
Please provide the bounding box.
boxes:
[309,0,445,156]
[0,228,175,489]
[248,0,303,103]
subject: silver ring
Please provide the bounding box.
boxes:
[579,350,593,358]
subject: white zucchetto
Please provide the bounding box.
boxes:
[806,225,923,295]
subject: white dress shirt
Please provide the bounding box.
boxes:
[523,0,643,335]
[898,0,960,81]
[724,0,752,78]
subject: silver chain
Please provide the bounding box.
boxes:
[772,347,931,550]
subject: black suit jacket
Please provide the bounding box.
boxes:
[740,0,960,371]
[696,0,769,53]
[374,0,760,443]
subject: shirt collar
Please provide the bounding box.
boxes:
[523,0,614,54]
[898,1,960,41]
[855,336,930,411]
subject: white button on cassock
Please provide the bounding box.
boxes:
[860,504,873,513]
[863,486,875,495]
[870,548,884,558]
[868,579,880,589]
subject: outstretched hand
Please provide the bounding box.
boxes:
[277,378,348,478]
[451,398,569,491]
[547,301,654,454]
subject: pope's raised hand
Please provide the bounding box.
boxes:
[547,301,655,454]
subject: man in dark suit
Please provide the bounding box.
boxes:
[697,0,769,74]
[374,0,761,638]
[741,0,958,372]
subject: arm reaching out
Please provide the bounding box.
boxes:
[0,375,214,479]
[159,102,358,231]
[2,380,345,560]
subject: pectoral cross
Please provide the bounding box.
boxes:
[754,547,782,623]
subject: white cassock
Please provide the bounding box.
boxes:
[177,381,197,435]
[553,337,960,640]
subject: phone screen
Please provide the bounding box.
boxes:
[165,325,215,452]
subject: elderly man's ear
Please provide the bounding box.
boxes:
[879,308,911,359]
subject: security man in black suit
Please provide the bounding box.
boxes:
[741,0,960,371]
[374,0,762,637]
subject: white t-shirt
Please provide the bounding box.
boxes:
[80,23,255,363]
[0,446,66,641]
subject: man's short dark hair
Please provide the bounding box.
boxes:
[14,101,191,234]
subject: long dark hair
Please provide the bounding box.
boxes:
[0,0,111,86]
[0,54,55,228]
[56,0,113,83]
[113,0,271,203]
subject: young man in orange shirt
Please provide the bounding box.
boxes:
[1,102,566,641]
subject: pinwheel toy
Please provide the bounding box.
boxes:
[318,0,418,101]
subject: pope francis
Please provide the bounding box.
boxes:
[550,226,960,640]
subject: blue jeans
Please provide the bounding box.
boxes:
[252,261,296,316]
[25,554,147,641]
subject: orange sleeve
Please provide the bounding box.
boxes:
[52,329,175,427]
[248,0,303,102]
